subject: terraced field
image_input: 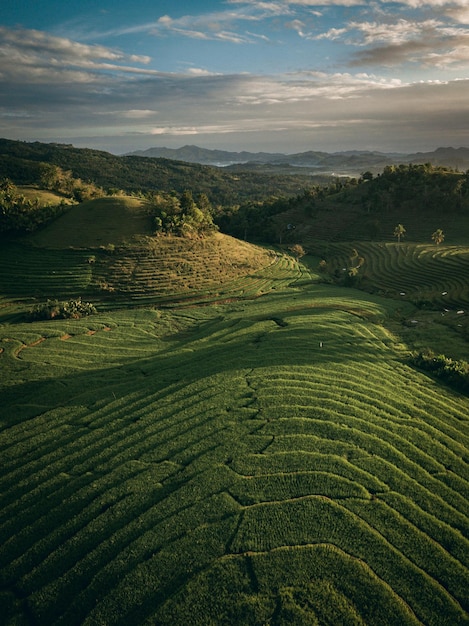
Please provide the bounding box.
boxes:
[0,234,280,310]
[1,256,468,625]
[323,242,469,310]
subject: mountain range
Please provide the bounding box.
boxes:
[126,145,469,174]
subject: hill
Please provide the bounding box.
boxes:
[1,257,468,625]
[0,195,276,307]
[221,164,469,245]
[1,151,469,624]
[0,138,314,206]
[29,196,155,248]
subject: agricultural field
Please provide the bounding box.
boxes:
[1,235,468,625]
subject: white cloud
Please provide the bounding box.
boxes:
[0,27,160,83]
[152,5,283,44]
[316,27,348,40]
[445,7,469,24]
[347,19,441,46]
[122,109,158,118]
[395,0,468,7]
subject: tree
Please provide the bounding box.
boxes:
[349,248,359,266]
[289,244,306,260]
[432,228,445,245]
[393,223,406,243]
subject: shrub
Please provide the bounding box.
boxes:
[410,348,469,395]
[29,298,97,321]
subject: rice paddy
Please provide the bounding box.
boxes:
[0,231,468,625]
[324,241,469,310]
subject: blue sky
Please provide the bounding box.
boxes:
[1,0,468,154]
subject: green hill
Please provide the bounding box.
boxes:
[223,164,469,245]
[0,195,276,309]
[0,143,468,626]
[1,270,468,625]
[0,138,312,205]
[29,196,154,248]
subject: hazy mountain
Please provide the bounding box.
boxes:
[406,146,469,169]
[125,145,288,165]
[126,145,469,173]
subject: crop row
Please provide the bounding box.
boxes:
[325,242,469,308]
[1,292,468,624]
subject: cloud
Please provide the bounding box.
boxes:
[347,19,440,46]
[445,7,469,24]
[0,26,160,84]
[1,6,468,156]
[309,12,469,70]
[230,0,364,5]
[151,5,286,44]
[0,26,150,65]
[395,0,468,7]
[2,61,467,152]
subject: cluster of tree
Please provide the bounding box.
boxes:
[0,138,312,206]
[216,195,303,242]
[0,178,68,233]
[411,348,469,395]
[363,163,469,214]
[326,247,366,287]
[149,190,218,236]
[29,298,97,321]
[39,164,105,202]
[217,177,383,242]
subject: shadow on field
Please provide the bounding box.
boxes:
[1,307,392,427]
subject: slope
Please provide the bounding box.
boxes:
[0,279,468,626]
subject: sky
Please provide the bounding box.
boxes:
[1,0,469,155]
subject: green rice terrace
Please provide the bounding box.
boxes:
[1,194,469,625]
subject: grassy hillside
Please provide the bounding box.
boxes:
[16,185,73,207]
[229,165,469,245]
[29,196,154,248]
[1,158,468,625]
[1,265,468,625]
[0,197,277,309]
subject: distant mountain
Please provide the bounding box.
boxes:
[126,144,469,173]
[406,147,469,170]
[124,145,289,165]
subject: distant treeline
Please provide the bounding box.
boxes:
[0,138,312,206]
[218,163,469,242]
[2,139,469,242]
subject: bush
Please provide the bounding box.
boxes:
[410,348,469,395]
[29,298,97,321]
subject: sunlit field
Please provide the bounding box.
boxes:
[1,248,468,625]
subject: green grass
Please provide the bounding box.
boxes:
[26,196,154,248]
[1,216,469,625]
[324,241,469,308]
[1,260,468,625]
[17,185,74,206]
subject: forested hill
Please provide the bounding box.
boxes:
[0,138,310,205]
[220,164,469,244]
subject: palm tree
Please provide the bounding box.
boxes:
[432,228,444,245]
[393,223,406,244]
